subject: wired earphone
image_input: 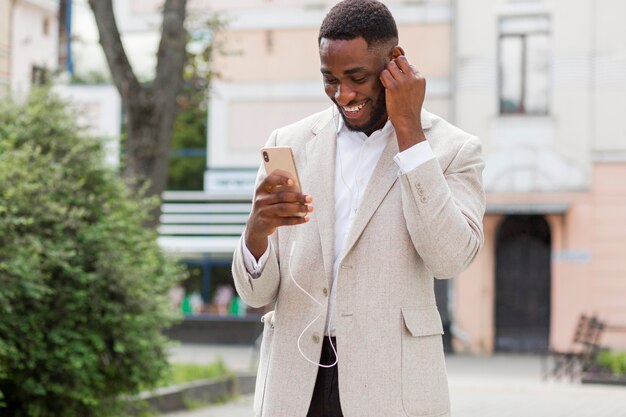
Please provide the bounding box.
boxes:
[289,105,363,368]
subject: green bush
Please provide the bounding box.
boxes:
[597,350,626,375]
[154,360,231,389]
[167,107,207,191]
[0,89,185,417]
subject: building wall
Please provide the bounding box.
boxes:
[10,0,59,95]
[456,163,626,354]
[53,84,122,167]
[455,0,626,353]
[0,0,11,89]
[591,0,626,153]
[457,0,626,193]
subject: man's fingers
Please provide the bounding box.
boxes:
[394,56,414,75]
[386,59,404,80]
[257,199,313,218]
[257,205,311,228]
[272,202,313,217]
[259,172,296,193]
[257,191,312,206]
[379,69,396,89]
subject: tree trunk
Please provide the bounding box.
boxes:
[88,0,188,228]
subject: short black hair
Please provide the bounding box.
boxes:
[318,0,398,48]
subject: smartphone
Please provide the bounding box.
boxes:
[261,146,302,193]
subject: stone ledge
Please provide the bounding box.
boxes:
[581,374,626,386]
[137,372,256,413]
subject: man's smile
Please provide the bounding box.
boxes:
[340,100,368,119]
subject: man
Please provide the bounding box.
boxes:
[232,1,485,416]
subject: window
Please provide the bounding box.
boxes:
[31,65,48,86]
[499,16,550,115]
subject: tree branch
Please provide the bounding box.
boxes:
[154,0,188,98]
[87,0,142,101]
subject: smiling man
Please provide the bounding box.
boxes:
[232,1,486,416]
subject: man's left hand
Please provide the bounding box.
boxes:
[379,55,427,152]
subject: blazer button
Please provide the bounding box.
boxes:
[323,288,328,297]
[312,334,320,344]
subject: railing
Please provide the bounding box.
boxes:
[158,191,251,257]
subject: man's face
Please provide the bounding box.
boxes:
[319,37,389,136]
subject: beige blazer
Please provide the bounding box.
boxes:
[232,107,485,417]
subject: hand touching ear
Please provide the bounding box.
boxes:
[379,55,427,151]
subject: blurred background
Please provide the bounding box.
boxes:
[0,0,626,417]
[2,0,625,356]
[2,1,626,414]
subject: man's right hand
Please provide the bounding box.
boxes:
[245,171,313,260]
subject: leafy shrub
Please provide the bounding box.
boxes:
[0,89,185,417]
[154,360,231,389]
[597,350,626,376]
[167,107,207,191]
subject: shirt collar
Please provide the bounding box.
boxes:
[335,113,394,141]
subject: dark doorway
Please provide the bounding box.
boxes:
[495,215,551,353]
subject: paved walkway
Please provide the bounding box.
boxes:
[165,345,626,417]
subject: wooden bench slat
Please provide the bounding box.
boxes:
[160,214,249,224]
[159,225,246,235]
[159,195,252,254]
[162,203,252,214]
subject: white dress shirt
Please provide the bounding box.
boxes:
[242,116,435,336]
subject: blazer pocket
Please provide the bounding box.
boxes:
[400,306,450,417]
[254,311,275,417]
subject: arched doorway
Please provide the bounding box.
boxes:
[495,215,551,353]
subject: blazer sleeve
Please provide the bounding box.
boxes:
[231,130,282,308]
[398,135,485,278]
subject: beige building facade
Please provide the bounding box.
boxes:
[2,0,59,95]
[454,0,626,353]
[0,0,12,89]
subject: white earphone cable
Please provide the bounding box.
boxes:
[289,241,338,368]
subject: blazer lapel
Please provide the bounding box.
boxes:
[304,112,336,284]
[340,135,399,261]
[340,111,434,261]
[302,109,434,276]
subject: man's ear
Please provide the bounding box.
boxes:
[389,45,405,60]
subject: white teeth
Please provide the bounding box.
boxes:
[343,102,366,113]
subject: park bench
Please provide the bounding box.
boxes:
[542,314,605,381]
[158,191,251,257]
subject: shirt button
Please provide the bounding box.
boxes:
[323,288,328,296]
[312,334,320,344]
[420,196,427,203]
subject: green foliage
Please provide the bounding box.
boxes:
[70,70,111,85]
[154,360,230,389]
[166,13,227,191]
[0,89,185,417]
[167,107,207,191]
[597,350,626,375]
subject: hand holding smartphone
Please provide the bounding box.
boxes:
[246,146,310,258]
[261,146,302,193]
